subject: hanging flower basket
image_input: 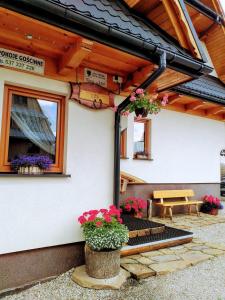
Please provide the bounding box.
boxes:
[121,88,168,117]
[135,107,149,118]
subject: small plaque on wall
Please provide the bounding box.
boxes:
[84,68,107,87]
[0,48,45,75]
[70,82,115,109]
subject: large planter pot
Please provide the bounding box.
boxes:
[135,108,148,117]
[210,208,218,215]
[85,244,120,279]
[18,166,43,175]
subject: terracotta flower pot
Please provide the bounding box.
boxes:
[135,108,148,117]
[85,244,120,279]
[210,208,218,215]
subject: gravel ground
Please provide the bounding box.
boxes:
[3,214,225,300]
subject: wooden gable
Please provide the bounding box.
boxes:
[124,0,204,60]
[185,0,225,84]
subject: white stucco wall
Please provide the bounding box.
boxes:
[0,68,114,255]
[0,69,224,255]
[121,110,225,183]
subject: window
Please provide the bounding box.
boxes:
[133,119,150,159]
[0,85,65,173]
[120,128,127,158]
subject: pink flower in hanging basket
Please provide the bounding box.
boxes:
[130,95,136,102]
[136,88,144,95]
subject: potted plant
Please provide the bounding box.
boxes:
[200,195,224,215]
[122,88,168,118]
[78,205,129,279]
[11,155,53,174]
[120,197,147,218]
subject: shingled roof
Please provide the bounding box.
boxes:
[2,0,212,76]
[172,75,225,106]
[50,0,191,58]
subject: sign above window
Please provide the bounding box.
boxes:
[0,48,45,75]
[84,68,107,87]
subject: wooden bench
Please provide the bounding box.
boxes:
[153,189,203,220]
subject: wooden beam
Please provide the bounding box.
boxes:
[0,27,63,57]
[186,101,206,111]
[191,13,202,24]
[168,94,182,104]
[199,23,217,40]
[207,106,225,115]
[59,38,93,75]
[122,64,155,92]
[162,0,201,59]
[123,0,141,8]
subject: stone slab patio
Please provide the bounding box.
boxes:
[151,213,225,230]
[120,238,225,278]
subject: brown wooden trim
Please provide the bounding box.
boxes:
[0,85,65,173]
[121,237,193,256]
[133,118,151,159]
[120,128,127,158]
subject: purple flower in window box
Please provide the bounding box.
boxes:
[11,155,53,174]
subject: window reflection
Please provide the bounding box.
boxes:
[8,94,57,162]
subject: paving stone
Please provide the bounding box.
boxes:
[171,245,184,250]
[150,260,191,275]
[180,252,213,266]
[151,254,180,263]
[72,265,130,290]
[189,245,209,251]
[192,239,204,244]
[126,254,142,260]
[184,243,196,249]
[159,249,175,254]
[202,249,225,256]
[120,258,137,264]
[141,251,161,257]
[205,243,225,250]
[136,257,153,265]
[174,249,188,254]
[121,263,156,279]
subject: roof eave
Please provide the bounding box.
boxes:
[0,0,213,77]
[171,86,225,106]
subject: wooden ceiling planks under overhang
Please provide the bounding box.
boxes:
[124,0,202,59]
[158,91,225,122]
[0,7,224,122]
[185,0,225,84]
[0,7,190,93]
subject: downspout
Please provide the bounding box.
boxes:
[113,51,167,208]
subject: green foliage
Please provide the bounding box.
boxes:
[83,217,129,251]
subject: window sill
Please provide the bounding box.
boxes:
[133,158,154,161]
[0,173,71,178]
